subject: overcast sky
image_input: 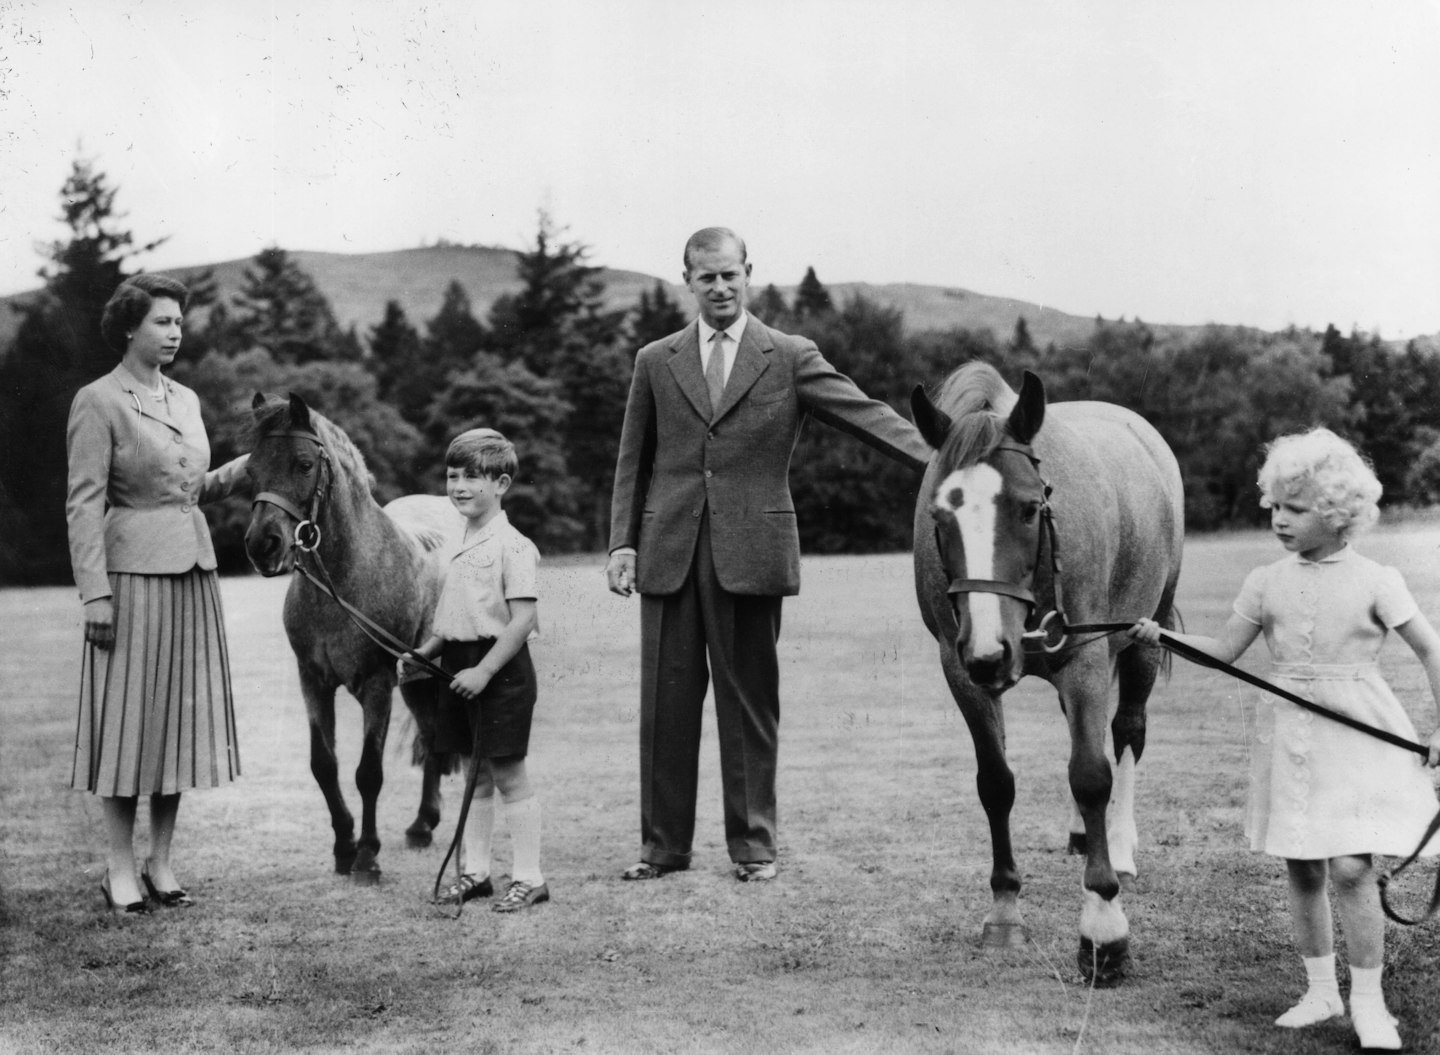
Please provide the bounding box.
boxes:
[1,1,1437,338]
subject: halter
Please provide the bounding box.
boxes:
[251,428,330,552]
[936,440,1070,653]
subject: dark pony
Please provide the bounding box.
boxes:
[912,363,1184,983]
[243,393,456,882]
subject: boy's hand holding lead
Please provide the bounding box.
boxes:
[450,666,493,700]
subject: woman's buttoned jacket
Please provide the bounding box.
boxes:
[66,365,249,602]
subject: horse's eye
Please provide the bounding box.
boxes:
[297,459,315,474]
[1020,502,1041,523]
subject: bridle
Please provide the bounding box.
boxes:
[251,428,331,554]
[935,440,1071,654]
[248,426,452,682]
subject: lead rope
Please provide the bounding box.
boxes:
[1037,617,1439,924]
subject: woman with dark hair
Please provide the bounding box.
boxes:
[66,273,250,914]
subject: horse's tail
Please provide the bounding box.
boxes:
[1156,603,1183,680]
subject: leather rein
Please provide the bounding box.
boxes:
[936,438,1440,925]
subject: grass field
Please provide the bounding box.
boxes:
[2,529,1439,1054]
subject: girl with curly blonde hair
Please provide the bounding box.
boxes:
[1131,426,1440,1051]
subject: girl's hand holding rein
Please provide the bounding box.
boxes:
[1127,618,1161,644]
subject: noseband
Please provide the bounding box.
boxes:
[251,428,331,552]
[937,441,1069,653]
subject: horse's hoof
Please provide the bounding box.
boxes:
[404,823,433,849]
[1118,872,1137,895]
[333,854,356,875]
[1077,936,1129,986]
[350,866,382,886]
[981,922,1028,949]
[1067,832,1087,856]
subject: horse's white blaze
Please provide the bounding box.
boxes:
[934,465,1005,660]
[1108,746,1139,877]
[1080,887,1130,944]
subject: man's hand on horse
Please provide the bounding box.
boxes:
[606,552,636,598]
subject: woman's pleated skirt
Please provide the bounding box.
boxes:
[71,568,241,796]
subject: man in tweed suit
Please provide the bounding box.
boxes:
[606,228,931,882]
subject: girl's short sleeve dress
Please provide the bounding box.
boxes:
[1233,545,1439,859]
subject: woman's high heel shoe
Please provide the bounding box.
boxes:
[100,871,150,915]
[140,861,194,908]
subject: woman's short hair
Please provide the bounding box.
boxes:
[100,274,190,354]
[445,428,518,479]
[1257,427,1381,538]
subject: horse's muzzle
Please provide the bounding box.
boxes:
[244,520,295,577]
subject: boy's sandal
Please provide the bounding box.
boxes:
[434,873,493,905]
[492,880,550,913]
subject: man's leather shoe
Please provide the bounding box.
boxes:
[621,861,684,881]
[734,862,777,882]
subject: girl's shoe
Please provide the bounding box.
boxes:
[100,871,150,915]
[1351,1001,1401,1051]
[1274,988,1343,1028]
[140,862,194,908]
[492,880,549,913]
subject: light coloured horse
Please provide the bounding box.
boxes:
[911,363,1183,982]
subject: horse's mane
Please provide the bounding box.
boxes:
[249,396,378,501]
[932,361,1019,469]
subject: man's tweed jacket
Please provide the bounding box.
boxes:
[609,313,931,596]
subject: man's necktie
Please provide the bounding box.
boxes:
[706,331,727,416]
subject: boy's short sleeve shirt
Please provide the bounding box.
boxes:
[432,511,540,641]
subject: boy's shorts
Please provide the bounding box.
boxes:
[434,639,537,759]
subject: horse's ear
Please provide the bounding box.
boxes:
[286,392,313,430]
[911,384,953,449]
[1007,371,1046,445]
[251,392,267,414]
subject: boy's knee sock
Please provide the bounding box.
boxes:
[504,795,543,886]
[462,794,495,879]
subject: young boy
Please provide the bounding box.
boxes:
[407,428,547,912]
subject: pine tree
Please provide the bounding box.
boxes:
[629,281,688,347]
[0,157,162,584]
[749,284,790,326]
[486,210,618,377]
[367,300,427,421]
[793,266,833,319]
[228,247,354,363]
[482,211,631,550]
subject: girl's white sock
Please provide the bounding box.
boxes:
[1274,955,1342,1028]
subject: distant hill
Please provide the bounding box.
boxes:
[1,244,1433,356]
